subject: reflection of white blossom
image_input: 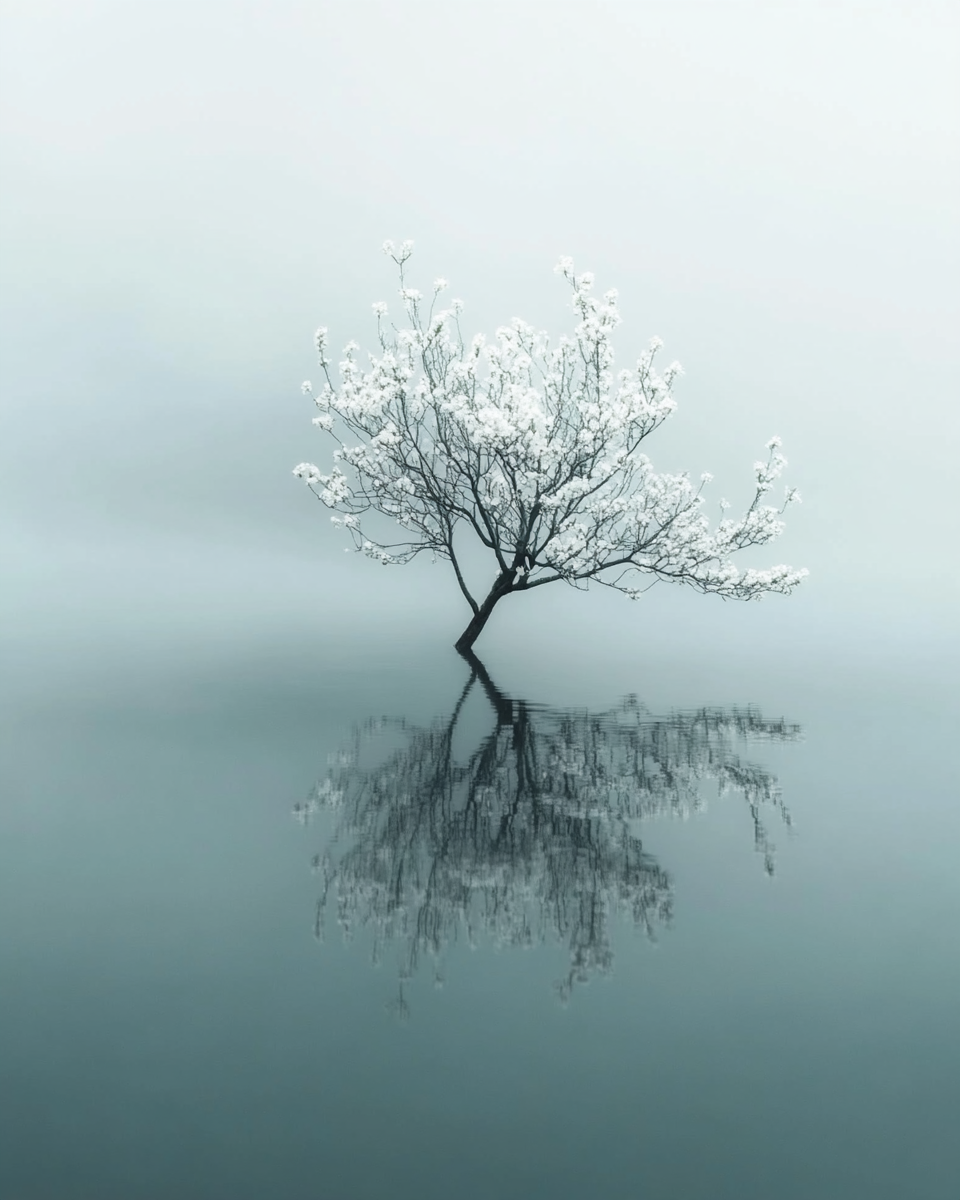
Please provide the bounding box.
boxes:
[294,660,799,1011]
[294,247,806,651]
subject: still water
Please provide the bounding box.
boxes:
[1,624,958,1199]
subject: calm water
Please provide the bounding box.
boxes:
[1,625,958,1199]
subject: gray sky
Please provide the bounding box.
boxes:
[2,1,958,666]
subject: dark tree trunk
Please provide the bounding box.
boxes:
[454,574,514,654]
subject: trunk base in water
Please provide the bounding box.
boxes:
[454,612,493,654]
[453,577,513,653]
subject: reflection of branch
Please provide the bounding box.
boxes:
[295,657,800,1010]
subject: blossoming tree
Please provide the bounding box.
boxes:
[295,242,806,651]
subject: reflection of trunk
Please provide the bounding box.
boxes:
[457,648,514,724]
[458,649,540,849]
[454,575,514,654]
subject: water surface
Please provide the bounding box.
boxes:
[1,626,957,1199]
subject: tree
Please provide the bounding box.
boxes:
[295,242,806,652]
[294,653,799,1013]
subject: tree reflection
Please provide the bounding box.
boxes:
[295,653,800,1012]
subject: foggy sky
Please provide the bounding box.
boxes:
[2,1,958,673]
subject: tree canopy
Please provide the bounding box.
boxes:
[295,243,806,649]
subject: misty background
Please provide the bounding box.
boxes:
[2,1,958,689]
